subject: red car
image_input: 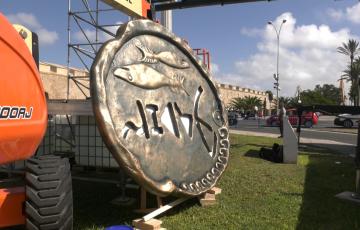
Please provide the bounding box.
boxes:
[266,109,318,128]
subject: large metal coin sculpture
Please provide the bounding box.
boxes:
[91,20,229,196]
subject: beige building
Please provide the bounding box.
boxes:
[216,83,270,110]
[40,62,270,111]
[40,62,90,100]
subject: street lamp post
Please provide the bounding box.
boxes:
[268,19,286,114]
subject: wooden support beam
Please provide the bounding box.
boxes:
[143,197,189,222]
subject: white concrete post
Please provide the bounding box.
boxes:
[283,116,298,163]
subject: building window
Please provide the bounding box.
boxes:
[50,65,57,73]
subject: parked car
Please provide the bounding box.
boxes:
[228,112,238,126]
[334,114,360,128]
[244,112,256,120]
[266,109,318,128]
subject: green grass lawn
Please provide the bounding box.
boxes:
[73,134,360,230]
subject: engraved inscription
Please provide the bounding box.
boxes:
[91,20,229,196]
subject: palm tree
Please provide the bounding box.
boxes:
[265,90,274,114]
[277,96,292,108]
[229,97,245,112]
[265,90,273,105]
[342,58,360,104]
[337,39,360,65]
[349,84,357,105]
[338,39,360,105]
[265,90,274,101]
[242,96,263,111]
[229,96,262,112]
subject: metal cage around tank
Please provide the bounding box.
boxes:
[38,102,119,168]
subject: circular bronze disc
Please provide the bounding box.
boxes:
[91,20,229,196]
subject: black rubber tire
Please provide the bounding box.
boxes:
[304,120,313,128]
[25,155,73,230]
[343,119,353,128]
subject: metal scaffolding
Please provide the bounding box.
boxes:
[67,0,124,99]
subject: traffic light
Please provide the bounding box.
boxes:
[273,73,278,81]
[273,83,281,91]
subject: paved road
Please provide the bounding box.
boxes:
[231,116,357,145]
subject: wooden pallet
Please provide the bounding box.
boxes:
[198,187,222,207]
[132,187,222,229]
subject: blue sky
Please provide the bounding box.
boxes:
[174,1,357,70]
[2,0,360,96]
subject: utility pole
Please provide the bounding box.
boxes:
[268,19,286,114]
[160,1,173,31]
[295,85,301,103]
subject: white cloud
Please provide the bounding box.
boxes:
[6,12,59,45]
[36,28,59,45]
[73,29,97,42]
[346,2,360,24]
[327,2,360,24]
[327,8,344,21]
[216,12,353,97]
[7,12,41,28]
[263,12,351,50]
[240,27,263,37]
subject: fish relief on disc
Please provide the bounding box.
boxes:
[91,20,229,197]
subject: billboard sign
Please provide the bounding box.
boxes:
[101,0,150,18]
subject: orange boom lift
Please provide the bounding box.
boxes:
[0,13,73,229]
